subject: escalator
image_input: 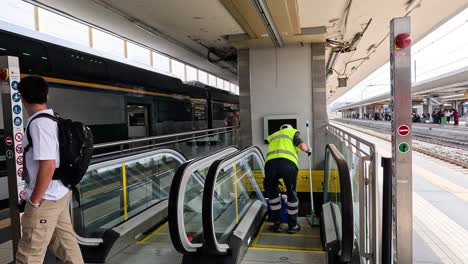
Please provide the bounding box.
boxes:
[72,146,238,263]
[186,145,357,264]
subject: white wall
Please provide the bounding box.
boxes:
[250,45,312,169]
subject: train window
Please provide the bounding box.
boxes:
[171,59,185,81]
[129,113,146,126]
[0,33,50,74]
[198,70,208,84]
[39,8,89,47]
[186,65,197,81]
[0,0,35,30]
[212,102,225,120]
[194,103,207,121]
[153,52,170,74]
[127,42,150,66]
[63,51,108,81]
[92,29,125,58]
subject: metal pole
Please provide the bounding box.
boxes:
[390,17,413,263]
[0,56,23,256]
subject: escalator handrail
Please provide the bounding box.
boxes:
[73,147,187,243]
[324,144,354,262]
[87,147,187,171]
[202,146,265,254]
[168,146,240,254]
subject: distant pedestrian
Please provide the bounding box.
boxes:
[453,109,459,126]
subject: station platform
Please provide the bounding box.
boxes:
[331,121,468,263]
[334,118,468,142]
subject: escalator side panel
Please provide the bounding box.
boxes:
[80,198,168,263]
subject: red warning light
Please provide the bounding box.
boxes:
[395,33,411,49]
[0,68,8,80]
[188,236,193,242]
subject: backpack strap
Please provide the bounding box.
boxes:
[25,113,59,153]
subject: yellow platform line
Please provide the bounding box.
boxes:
[251,221,267,247]
[258,232,320,238]
[139,221,168,243]
[251,244,323,251]
[248,247,322,253]
[137,241,173,246]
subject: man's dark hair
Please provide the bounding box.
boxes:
[18,75,48,104]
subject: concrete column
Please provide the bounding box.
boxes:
[426,97,433,119]
[359,107,363,119]
[238,49,252,148]
[311,43,327,169]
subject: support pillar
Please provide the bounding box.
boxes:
[238,49,252,148]
[311,43,327,169]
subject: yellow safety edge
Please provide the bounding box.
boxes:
[247,170,341,193]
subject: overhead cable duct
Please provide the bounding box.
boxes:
[252,0,283,48]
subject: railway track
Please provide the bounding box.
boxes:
[331,120,468,169]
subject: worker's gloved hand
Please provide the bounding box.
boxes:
[307,151,312,157]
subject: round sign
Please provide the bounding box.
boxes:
[17,155,23,166]
[398,125,410,136]
[398,142,410,153]
[11,81,19,90]
[16,144,22,154]
[13,105,21,115]
[17,167,23,178]
[12,93,20,103]
[15,132,23,142]
[6,150,13,159]
[14,117,22,126]
[5,137,13,146]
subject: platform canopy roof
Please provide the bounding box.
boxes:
[32,0,467,102]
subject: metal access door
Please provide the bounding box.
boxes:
[127,105,149,139]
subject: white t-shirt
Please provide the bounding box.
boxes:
[23,109,69,201]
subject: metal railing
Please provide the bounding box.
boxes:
[92,126,240,159]
[326,124,380,264]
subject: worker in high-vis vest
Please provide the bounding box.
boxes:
[264,124,311,233]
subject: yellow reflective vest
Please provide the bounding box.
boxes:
[265,128,300,167]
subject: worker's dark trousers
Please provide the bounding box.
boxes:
[264,158,299,228]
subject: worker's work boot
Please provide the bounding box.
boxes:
[270,222,282,233]
[288,224,301,234]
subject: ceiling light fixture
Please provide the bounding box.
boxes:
[252,0,283,48]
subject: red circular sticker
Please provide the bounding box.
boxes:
[17,167,23,177]
[15,132,23,142]
[398,125,410,136]
[5,137,12,146]
[16,144,22,154]
[17,155,23,166]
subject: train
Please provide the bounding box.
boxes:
[0,28,239,144]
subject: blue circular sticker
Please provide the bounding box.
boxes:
[13,105,21,115]
[11,81,18,90]
[14,117,22,126]
[12,93,20,103]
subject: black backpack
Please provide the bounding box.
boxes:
[25,113,94,204]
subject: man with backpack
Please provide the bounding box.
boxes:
[16,76,89,264]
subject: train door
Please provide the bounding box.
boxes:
[127,104,149,139]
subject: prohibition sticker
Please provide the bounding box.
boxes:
[398,142,410,153]
[15,132,23,142]
[5,137,13,146]
[16,144,22,154]
[17,155,23,166]
[398,125,410,136]
[17,167,23,178]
